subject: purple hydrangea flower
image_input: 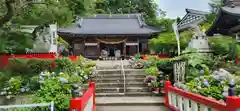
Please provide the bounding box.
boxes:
[203,79,210,87]
[199,70,204,74]
[59,77,68,83]
[144,76,156,83]
[20,88,25,92]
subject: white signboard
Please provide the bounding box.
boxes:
[85,43,98,46]
[126,43,138,46]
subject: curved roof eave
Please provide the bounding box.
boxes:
[206,6,240,36]
[205,9,223,36]
[221,6,240,16]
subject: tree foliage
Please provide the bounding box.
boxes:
[149,31,193,54]
[94,0,159,26]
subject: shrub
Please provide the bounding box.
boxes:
[144,66,159,76]
[33,78,71,110]
[5,58,53,76]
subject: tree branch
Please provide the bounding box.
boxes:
[0,0,45,27]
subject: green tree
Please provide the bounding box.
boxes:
[65,0,95,16]
[12,0,74,27]
[208,0,223,13]
[93,0,159,26]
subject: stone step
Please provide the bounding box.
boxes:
[97,69,145,75]
[96,96,165,106]
[96,105,170,111]
[97,65,131,70]
[95,74,145,78]
[96,92,154,97]
[94,87,149,93]
[84,82,147,88]
[92,78,145,83]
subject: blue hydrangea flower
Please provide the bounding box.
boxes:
[84,76,88,80]
[20,88,25,92]
[203,79,210,87]
[59,77,68,84]
[199,70,204,74]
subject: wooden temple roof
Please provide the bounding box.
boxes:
[206,0,240,36]
[177,9,208,31]
[57,14,161,36]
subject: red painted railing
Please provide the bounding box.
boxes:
[164,81,240,111]
[69,82,96,111]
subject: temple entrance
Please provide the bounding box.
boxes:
[100,43,124,58]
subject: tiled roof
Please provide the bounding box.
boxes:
[58,14,160,36]
[177,9,208,31]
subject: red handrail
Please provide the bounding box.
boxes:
[164,81,240,111]
[69,82,96,111]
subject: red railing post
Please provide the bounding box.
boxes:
[226,96,240,111]
[164,81,171,105]
[69,98,83,111]
[89,82,96,107]
[236,56,239,65]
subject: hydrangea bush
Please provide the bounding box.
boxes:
[184,69,240,100]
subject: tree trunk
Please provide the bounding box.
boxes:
[0,0,15,27]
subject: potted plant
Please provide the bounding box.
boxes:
[150,81,160,94]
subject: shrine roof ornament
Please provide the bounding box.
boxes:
[57,14,161,36]
[177,9,208,31]
[206,0,240,36]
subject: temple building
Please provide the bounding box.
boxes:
[57,14,160,59]
[206,0,240,40]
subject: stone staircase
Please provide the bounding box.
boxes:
[93,69,150,96]
[85,60,169,111]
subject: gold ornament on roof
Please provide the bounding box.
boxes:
[96,38,127,44]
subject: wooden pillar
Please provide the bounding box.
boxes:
[137,38,140,53]
[83,38,86,57]
[123,42,126,57]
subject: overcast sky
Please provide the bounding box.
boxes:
[154,0,211,18]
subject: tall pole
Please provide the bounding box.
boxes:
[172,21,181,55]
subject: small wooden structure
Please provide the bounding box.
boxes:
[58,14,161,59]
[173,59,186,83]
